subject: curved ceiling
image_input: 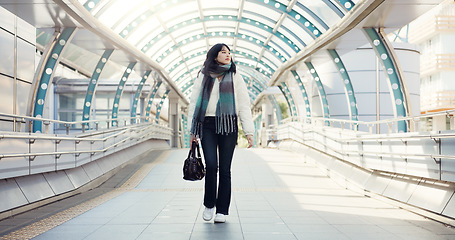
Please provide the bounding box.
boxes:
[81,0,357,99]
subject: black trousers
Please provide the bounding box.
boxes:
[201,117,238,215]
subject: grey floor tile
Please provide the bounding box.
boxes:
[241,223,292,233]
[83,224,148,240]
[10,148,455,240]
[190,230,244,240]
[32,224,100,240]
[243,232,297,240]
[143,223,195,233]
[286,224,341,233]
[136,232,192,240]
[193,222,243,232]
[294,232,350,240]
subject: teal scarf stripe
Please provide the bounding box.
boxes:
[191,64,237,138]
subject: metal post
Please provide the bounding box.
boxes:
[376,55,380,134]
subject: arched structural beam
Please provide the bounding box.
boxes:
[112,62,137,125]
[131,70,152,123]
[305,62,330,119]
[32,27,77,133]
[155,89,170,124]
[52,1,188,105]
[364,27,409,132]
[328,49,358,123]
[145,81,163,121]
[278,82,298,118]
[291,70,311,117]
[82,49,114,125]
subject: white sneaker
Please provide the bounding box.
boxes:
[202,207,215,221]
[214,213,226,223]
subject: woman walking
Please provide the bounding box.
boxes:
[188,43,254,223]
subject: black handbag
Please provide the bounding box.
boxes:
[183,141,205,181]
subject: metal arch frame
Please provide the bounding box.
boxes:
[169,51,206,77]
[291,70,311,117]
[334,0,356,11]
[364,27,409,132]
[111,2,334,74]
[179,67,265,99]
[131,70,152,123]
[111,62,137,125]
[83,0,102,11]
[304,62,330,119]
[82,49,114,124]
[139,14,302,55]
[237,28,292,59]
[278,82,298,118]
[237,61,272,78]
[243,10,306,47]
[241,74,266,92]
[155,89,170,124]
[248,0,322,38]
[156,38,280,77]
[153,32,286,69]
[238,65,269,86]
[176,56,273,93]
[182,113,189,148]
[144,81,163,121]
[320,0,345,17]
[32,27,77,133]
[240,74,262,101]
[328,49,359,123]
[178,66,201,91]
[113,0,190,38]
[294,2,330,30]
[171,47,278,84]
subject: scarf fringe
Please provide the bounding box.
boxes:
[216,114,238,135]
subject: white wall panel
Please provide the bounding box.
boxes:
[43,171,75,195]
[0,179,28,212]
[30,139,55,174]
[56,141,76,170]
[65,167,90,188]
[15,174,55,203]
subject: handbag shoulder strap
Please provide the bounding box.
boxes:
[190,141,199,158]
[195,142,202,158]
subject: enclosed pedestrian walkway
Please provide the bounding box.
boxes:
[1,148,455,240]
[1,0,455,239]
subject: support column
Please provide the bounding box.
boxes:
[168,90,182,148]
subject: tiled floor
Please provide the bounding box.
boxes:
[2,148,455,240]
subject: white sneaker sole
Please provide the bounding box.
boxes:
[214,214,226,223]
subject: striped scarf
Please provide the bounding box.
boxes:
[191,64,237,138]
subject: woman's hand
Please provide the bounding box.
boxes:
[190,135,198,144]
[246,135,254,148]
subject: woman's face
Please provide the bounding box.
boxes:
[215,46,231,65]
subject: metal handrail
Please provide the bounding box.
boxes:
[278,123,455,143]
[277,124,455,167]
[282,109,455,125]
[0,112,164,134]
[0,123,171,160]
[280,109,455,133]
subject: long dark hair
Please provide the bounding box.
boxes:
[201,43,236,76]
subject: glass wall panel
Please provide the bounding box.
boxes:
[16,38,35,82]
[16,80,31,116]
[0,7,15,33]
[0,29,14,77]
[0,75,14,114]
[16,17,35,44]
